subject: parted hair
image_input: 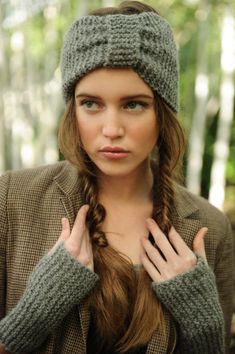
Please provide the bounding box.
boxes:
[58,1,185,352]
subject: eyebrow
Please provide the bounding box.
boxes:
[75,93,154,100]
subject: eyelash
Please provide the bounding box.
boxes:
[80,100,149,110]
[125,101,149,110]
[80,100,98,109]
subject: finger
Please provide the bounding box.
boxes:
[146,218,176,260]
[70,205,89,244]
[140,246,162,283]
[79,229,94,270]
[60,218,71,241]
[142,238,166,270]
[193,227,208,264]
[49,218,70,254]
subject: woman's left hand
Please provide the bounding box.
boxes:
[141,218,208,283]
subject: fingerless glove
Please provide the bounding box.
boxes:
[153,257,224,354]
[0,243,98,354]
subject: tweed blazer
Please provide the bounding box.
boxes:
[0,161,233,354]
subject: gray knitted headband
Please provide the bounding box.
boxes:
[61,11,179,112]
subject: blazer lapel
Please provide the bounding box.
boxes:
[172,215,203,249]
[54,161,83,221]
[172,186,203,248]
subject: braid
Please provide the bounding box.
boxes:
[152,150,174,235]
[151,93,185,235]
[79,172,108,247]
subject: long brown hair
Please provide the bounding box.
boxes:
[59,1,185,352]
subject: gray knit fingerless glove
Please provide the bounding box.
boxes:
[152,257,225,354]
[0,243,98,354]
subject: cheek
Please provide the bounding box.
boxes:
[76,114,99,146]
[134,119,158,147]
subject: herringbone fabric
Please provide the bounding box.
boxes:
[0,161,233,353]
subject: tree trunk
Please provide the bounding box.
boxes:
[209,8,235,210]
[185,1,210,195]
[0,2,6,173]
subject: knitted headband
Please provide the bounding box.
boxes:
[61,11,179,112]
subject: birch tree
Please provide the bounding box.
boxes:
[209,7,235,210]
[185,1,211,195]
[0,2,6,173]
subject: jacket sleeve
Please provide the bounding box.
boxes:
[0,173,9,320]
[153,257,225,354]
[0,241,98,354]
[214,217,234,353]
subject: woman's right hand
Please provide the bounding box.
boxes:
[0,205,97,354]
[50,205,94,271]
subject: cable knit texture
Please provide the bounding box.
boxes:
[152,257,225,354]
[61,12,179,112]
[0,243,98,354]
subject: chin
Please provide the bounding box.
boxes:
[88,153,150,178]
[95,160,147,179]
[97,166,134,178]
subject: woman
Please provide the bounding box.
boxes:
[0,1,233,353]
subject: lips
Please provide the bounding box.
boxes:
[99,146,129,153]
[99,146,130,160]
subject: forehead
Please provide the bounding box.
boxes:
[74,67,154,97]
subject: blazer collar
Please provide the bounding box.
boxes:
[173,184,200,219]
[53,161,81,197]
[53,162,200,219]
[53,161,83,225]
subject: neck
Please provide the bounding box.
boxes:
[97,162,154,205]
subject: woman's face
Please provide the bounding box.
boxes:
[75,67,158,178]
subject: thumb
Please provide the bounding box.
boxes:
[49,218,70,255]
[59,218,71,242]
[193,227,208,264]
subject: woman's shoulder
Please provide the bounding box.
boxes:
[174,184,231,232]
[0,160,79,196]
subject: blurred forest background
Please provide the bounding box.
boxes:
[0,0,235,350]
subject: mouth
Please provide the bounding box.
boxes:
[99,146,129,153]
[99,146,130,160]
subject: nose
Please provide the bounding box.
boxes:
[102,109,124,139]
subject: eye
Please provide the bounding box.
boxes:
[125,101,148,111]
[80,100,100,110]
